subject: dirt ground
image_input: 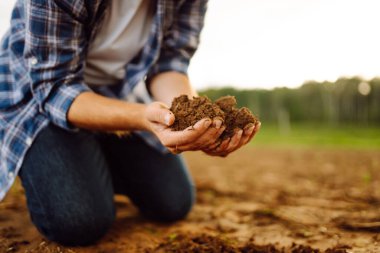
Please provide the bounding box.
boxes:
[1,147,380,252]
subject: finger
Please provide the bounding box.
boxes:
[199,118,226,148]
[146,106,175,126]
[168,147,178,154]
[168,146,183,155]
[214,137,231,153]
[212,117,224,130]
[204,128,243,155]
[184,118,224,150]
[199,118,224,147]
[203,136,232,157]
[211,124,226,143]
[255,121,261,133]
[203,150,224,157]
[202,149,228,157]
[169,118,224,151]
[239,124,255,146]
[220,122,260,155]
[224,129,243,154]
[162,118,212,147]
[204,127,225,150]
[247,121,261,143]
[206,140,222,150]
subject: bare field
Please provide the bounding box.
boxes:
[1,147,380,252]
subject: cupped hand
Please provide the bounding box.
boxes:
[202,121,261,157]
[144,102,225,154]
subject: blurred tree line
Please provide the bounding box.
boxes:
[199,77,380,126]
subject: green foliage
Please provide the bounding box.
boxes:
[251,123,380,149]
[199,77,380,126]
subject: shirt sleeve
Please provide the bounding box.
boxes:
[147,0,208,78]
[24,0,93,130]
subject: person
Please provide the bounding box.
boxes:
[0,0,260,246]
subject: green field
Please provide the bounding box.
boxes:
[252,123,380,149]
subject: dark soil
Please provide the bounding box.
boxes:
[1,148,379,252]
[170,95,258,139]
[170,95,224,131]
[215,96,257,140]
[145,234,349,253]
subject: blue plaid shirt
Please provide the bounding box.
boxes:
[0,0,207,201]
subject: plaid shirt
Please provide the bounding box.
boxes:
[0,0,207,201]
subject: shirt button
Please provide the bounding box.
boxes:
[8,171,14,180]
[30,57,38,65]
[26,137,33,146]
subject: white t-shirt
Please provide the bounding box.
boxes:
[84,0,154,86]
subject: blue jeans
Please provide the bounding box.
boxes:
[19,124,195,246]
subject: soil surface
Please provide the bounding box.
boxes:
[170,95,257,139]
[1,147,380,252]
[145,234,350,253]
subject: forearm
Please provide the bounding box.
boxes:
[67,92,149,131]
[67,71,196,132]
[149,71,198,106]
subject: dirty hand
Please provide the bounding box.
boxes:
[202,121,261,157]
[144,102,225,154]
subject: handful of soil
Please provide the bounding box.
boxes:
[170,95,258,140]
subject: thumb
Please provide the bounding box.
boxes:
[146,106,175,126]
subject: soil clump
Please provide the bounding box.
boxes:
[170,95,257,139]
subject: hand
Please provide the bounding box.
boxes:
[144,102,225,154]
[202,121,261,157]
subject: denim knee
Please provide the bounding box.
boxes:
[33,206,115,246]
[159,196,194,222]
[143,185,195,223]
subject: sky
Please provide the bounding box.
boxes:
[1,0,379,89]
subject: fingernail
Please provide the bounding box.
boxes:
[238,130,243,137]
[213,120,222,129]
[248,126,255,134]
[204,119,212,127]
[164,113,171,125]
[244,123,255,131]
